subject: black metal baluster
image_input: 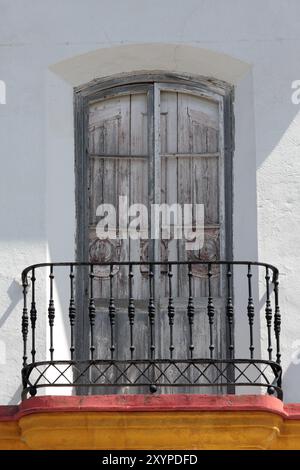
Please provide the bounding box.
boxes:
[247,264,255,359]
[226,263,234,360]
[30,268,37,363]
[207,263,215,359]
[265,267,273,361]
[148,263,156,393]
[22,275,29,368]
[187,263,195,359]
[128,264,135,360]
[69,264,76,360]
[89,265,96,360]
[167,263,175,359]
[274,274,281,365]
[48,265,55,361]
[109,264,116,360]
[148,264,155,360]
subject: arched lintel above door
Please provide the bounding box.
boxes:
[51,43,250,87]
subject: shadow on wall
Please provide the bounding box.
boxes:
[0,279,23,403]
[8,385,22,406]
[283,363,300,403]
[0,280,22,329]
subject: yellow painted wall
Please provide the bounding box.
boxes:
[1,410,300,450]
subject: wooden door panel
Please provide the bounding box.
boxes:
[159,91,221,299]
[158,90,223,393]
[130,93,148,156]
[89,95,130,155]
[88,92,150,391]
[85,85,227,394]
[88,93,149,302]
[177,92,219,154]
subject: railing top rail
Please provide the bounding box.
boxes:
[22,260,279,283]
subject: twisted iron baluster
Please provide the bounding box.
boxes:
[128,264,135,360]
[69,264,76,360]
[207,263,215,359]
[89,265,96,360]
[167,263,175,359]
[148,264,155,360]
[247,264,255,359]
[265,267,273,361]
[274,274,281,365]
[48,265,55,361]
[22,275,29,368]
[187,263,195,359]
[109,265,116,360]
[226,263,234,360]
[30,268,37,364]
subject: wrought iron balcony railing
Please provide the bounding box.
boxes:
[21,261,282,400]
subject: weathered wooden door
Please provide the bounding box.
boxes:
[83,81,228,393]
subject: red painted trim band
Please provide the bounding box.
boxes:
[1,394,300,421]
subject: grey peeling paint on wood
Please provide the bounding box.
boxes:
[74,72,234,395]
[74,71,233,98]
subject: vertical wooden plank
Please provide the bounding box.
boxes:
[126,93,150,375]
[130,93,148,156]
[89,95,130,155]
[192,156,220,297]
[116,157,130,298]
[153,84,161,244]
[160,91,178,154]
[75,92,90,386]
[129,93,149,300]
[178,92,191,153]
[152,84,161,363]
[194,157,219,225]
[88,95,129,375]
[130,158,148,299]
[216,97,227,377]
[160,91,179,297]
[177,93,192,297]
[177,92,219,154]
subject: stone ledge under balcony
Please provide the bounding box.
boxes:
[0,394,300,450]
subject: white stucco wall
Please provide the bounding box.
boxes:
[0,0,300,403]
